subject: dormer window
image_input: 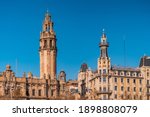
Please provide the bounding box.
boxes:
[114,71,118,75]
[120,72,124,76]
[126,72,130,76]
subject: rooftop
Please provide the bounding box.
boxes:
[139,56,150,67]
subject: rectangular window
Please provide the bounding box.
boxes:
[121,78,123,83]
[133,79,136,84]
[38,90,41,96]
[134,87,136,92]
[103,69,106,74]
[51,90,53,96]
[103,87,106,92]
[147,72,149,77]
[32,89,35,96]
[99,77,101,82]
[114,78,117,82]
[121,86,124,91]
[99,70,101,74]
[114,86,117,91]
[127,79,130,83]
[127,87,130,91]
[44,40,47,48]
[140,88,142,92]
[139,79,142,84]
[50,40,52,48]
[103,77,106,82]
[147,80,149,85]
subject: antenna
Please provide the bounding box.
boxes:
[123,35,126,67]
[16,59,18,76]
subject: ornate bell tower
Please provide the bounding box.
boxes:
[39,11,57,79]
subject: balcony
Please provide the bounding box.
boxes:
[99,42,109,47]
[101,73,110,77]
[147,84,150,88]
[147,92,150,96]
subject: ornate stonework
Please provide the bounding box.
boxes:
[78,31,150,100]
[39,11,57,79]
[0,12,78,100]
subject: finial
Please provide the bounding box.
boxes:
[6,64,11,70]
[102,28,105,34]
[102,28,106,38]
[45,9,50,17]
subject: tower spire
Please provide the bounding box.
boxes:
[102,28,106,38]
[99,29,109,58]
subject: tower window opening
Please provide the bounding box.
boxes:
[47,26,50,32]
[50,40,52,48]
[103,69,106,74]
[103,77,106,82]
[44,40,47,48]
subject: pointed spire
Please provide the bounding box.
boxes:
[45,10,51,22]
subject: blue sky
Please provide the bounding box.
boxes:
[0,0,150,80]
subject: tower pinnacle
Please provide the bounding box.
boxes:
[99,30,109,58]
[102,28,106,38]
[42,11,55,34]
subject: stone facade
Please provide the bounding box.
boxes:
[78,31,150,100]
[0,12,149,100]
[39,12,57,79]
[0,12,78,100]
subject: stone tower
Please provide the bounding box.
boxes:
[97,30,111,100]
[39,11,57,79]
[98,29,111,74]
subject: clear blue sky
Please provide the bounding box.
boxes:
[0,0,150,80]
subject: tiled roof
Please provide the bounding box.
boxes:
[112,66,140,72]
